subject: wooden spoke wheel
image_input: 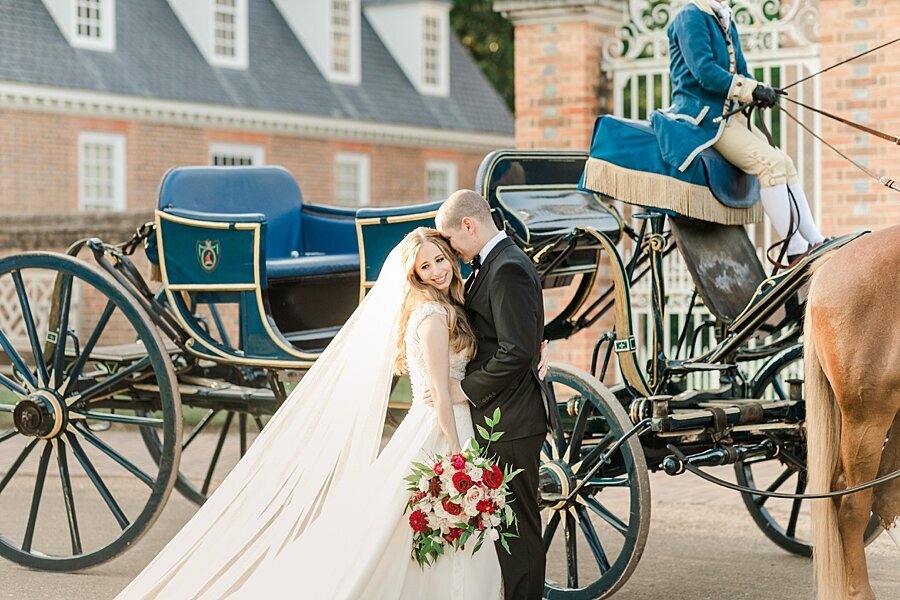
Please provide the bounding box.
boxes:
[0,253,181,570]
[736,344,881,556]
[540,364,650,599]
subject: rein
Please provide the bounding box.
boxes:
[723,36,900,194]
[667,445,900,500]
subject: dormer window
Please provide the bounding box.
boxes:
[209,0,247,68]
[365,1,450,97]
[41,0,115,51]
[165,0,247,69]
[272,0,360,84]
[331,0,352,75]
[75,0,104,39]
[422,15,441,88]
[213,0,238,59]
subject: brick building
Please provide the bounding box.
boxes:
[0,0,514,251]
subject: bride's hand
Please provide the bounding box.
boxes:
[422,382,469,406]
[538,339,550,380]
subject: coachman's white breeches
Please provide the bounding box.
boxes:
[713,116,824,253]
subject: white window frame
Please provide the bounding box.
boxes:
[328,0,361,84]
[78,131,126,212]
[70,0,115,52]
[209,142,266,166]
[420,7,449,96]
[210,0,248,69]
[334,152,370,207]
[425,160,457,202]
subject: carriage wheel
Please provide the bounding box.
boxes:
[140,405,273,505]
[0,253,181,570]
[540,364,650,600]
[735,344,881,556]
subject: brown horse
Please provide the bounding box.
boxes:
[806,224,900,600]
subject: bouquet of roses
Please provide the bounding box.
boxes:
[404,408,521,567]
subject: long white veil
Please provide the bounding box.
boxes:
[117,247,407,599]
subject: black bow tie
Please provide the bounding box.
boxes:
[471,255,482,272]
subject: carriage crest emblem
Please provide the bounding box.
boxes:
[197,240,221,272]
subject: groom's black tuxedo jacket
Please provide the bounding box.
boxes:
[461,237,551,441]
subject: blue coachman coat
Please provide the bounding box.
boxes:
[651,0,756,172]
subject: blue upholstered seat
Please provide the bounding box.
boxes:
[266,254,360,279]
[156,166,360,281]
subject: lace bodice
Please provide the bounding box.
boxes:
[405,302,469,405]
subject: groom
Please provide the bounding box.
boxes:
[436,189,549,600]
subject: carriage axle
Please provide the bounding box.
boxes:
[13,390,66,439]
[661,439,779,476]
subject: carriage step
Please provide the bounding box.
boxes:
[65,338,182,362]
[283,326,342,345]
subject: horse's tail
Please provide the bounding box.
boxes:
[805,294,845,600]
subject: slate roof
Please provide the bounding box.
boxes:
[0,0,514,135]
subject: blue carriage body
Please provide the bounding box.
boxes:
[149,166,441,368]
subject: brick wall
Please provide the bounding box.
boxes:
[818,0,900,234]
[0,107,489,220]
[513,19,614,150]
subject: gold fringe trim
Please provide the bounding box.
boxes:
[582,158,763,225]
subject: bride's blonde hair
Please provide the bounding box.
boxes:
[394,227,476,375]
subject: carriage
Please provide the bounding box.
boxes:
[0,144,873,596]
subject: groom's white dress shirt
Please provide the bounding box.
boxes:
[472,230,508,279]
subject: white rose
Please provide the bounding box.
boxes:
[433,534,445,545]
[487,528,500,541]
[418,476,429,492]
[468,467,483,482]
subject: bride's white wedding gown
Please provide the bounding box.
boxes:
[115,245,502,600]
[233,301,502,599]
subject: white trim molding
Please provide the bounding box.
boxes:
[0,81,514,151]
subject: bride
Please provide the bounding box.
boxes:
[117,228,544,599]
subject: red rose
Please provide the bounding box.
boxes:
[482,465,503,490]
[411,491,426,504]
[476,499,496,514]
[452,472,474,494]
[433,461,444,476]
[428,476,442,497]
[442,497,463,516]
[450,453,466,470]
[409,510,428,533]
[443,527,463,543]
